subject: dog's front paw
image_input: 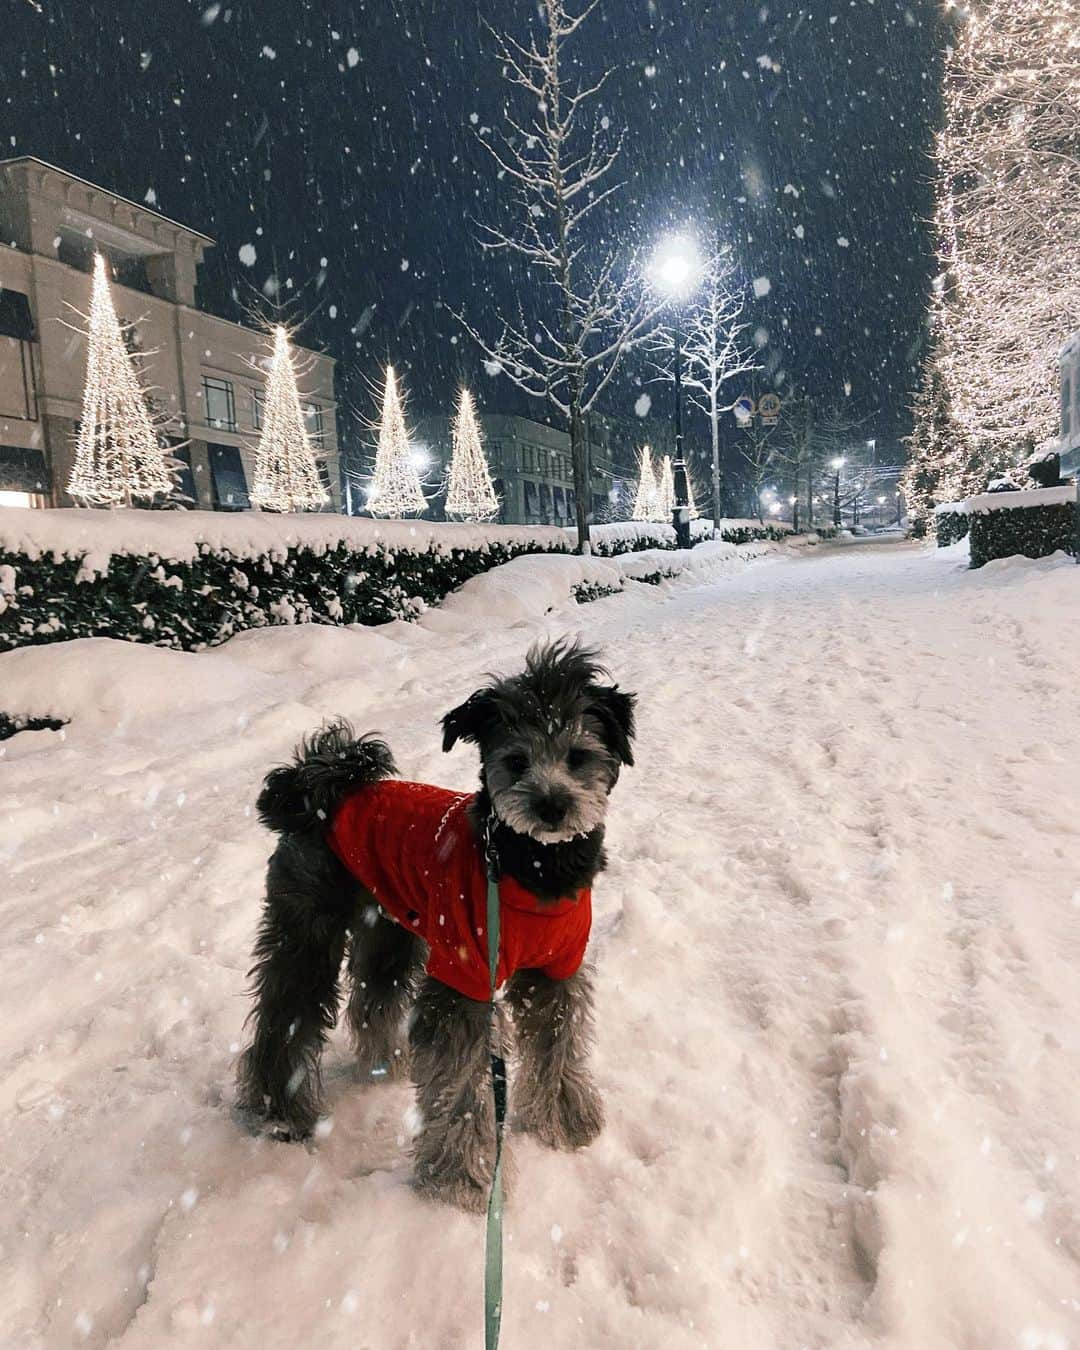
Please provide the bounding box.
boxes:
[517,1074,604,1151]
[412,1171,489,1214]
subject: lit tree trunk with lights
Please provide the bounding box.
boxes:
[249,326,329,513]
[68,253,175,507]
[458,0,663,553]
[922,0,1080,488]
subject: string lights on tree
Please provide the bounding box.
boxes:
[445,388,499,520]
[367,365,426,517]
[249,325,329,513]
[906,0,1080,521]
[68,253,175,507]
[632,446,660,522]
[657,455,676,522]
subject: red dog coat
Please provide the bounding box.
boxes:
[327,780,592,1002]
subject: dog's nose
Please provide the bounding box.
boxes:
[534,794,569,828]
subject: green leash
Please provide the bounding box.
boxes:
[484,835,507,1350]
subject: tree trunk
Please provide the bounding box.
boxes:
[570,393,590,553]
[710,399,722,526]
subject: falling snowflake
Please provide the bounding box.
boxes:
[238,244,257,267]
[634,392,651,417]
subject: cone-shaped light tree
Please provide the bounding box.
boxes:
[445,388,499,520]
[632,447,659,522]
[68,254,175,506]
[367,365,426,517]
[249,326,329,513]
[656,455,676,523]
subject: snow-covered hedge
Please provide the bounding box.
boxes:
[0,508,571,653]
[580,517,795,556]
[932,502,971,547]
[966,485,1077,569]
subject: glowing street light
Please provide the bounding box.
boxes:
[649,232,703,548]
[649,233,702,300]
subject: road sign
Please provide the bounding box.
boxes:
[733,395,755,426]
[758,393,782,425]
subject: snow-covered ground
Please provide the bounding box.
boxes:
[3,536,1080,1350]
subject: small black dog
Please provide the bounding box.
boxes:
[237,639,635,1210]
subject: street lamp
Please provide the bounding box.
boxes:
[650,232,702,549]
[830,455,845,528]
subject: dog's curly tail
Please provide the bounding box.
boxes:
[256,719,396,835]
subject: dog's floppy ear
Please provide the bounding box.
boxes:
[441,689,499,752]
[588,684,637,767]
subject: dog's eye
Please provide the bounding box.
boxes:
[505,753,529,776]
[567,748,590,770]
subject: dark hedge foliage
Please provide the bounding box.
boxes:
[935,511,970,547]
[0,712,67,741]
[968,501,1077,569]
[0,535,567,655]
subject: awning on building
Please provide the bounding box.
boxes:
[0,289,35,342]
[0,445,51,494]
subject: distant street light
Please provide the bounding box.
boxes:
[650,233,703,549]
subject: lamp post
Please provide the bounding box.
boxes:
[650,233,701,550]
[831,456,845,528]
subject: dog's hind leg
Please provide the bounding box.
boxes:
[345,906,424,1081]
[408,975,505,1213]
[505,965,604,1151]
[236,837,352,1140]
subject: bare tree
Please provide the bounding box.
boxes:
[651,244,757,521]
[739,420,778,521]
[456,0,664,552]
[771,391,816,526]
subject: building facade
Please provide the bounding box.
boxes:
[1057,332,1080,477]
[0,157,339,510]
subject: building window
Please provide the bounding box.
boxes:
[1063,375,1073,437]
[252,389,264,430]
[303,403,325,446]
[523,479,539,520]
[171,445,198,504]
[553,486,566,522]
[0,337,35,421]
[539,482,552,521]
[208,443,249,510]
[203,377,237,432]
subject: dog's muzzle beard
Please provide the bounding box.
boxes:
[490,778,609,845]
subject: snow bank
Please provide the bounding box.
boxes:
[0,506,570,576]
[0,636,276,732]
[936,483,1077,518]
[421,551,621,630]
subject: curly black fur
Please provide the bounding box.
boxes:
[256,720,396,835]
[442,637,636,768]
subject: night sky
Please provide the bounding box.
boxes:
[5,0,944,479]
